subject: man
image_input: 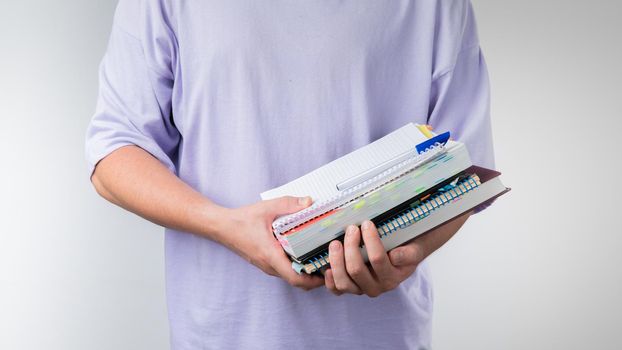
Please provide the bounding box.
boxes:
[86,0,494,348]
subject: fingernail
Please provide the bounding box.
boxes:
[346,225,356,236]
[362,220,373,230]
[298,196,312,206]
[329,241,340,253]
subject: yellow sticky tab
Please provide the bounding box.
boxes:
[321,219,334,228]
[353,200,366,210]
[416,124,434,139]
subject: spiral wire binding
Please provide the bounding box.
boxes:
[300,174,481,274]
[376,175,480,238]
[272,143,447,234]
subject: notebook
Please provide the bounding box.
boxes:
[295,166,509,274]
[262,124,450,234]
[260,123,510,274]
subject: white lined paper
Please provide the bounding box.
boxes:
[260,123,440,232]
[261,123,429,200]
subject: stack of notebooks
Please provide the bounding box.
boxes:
[261,123,510,274]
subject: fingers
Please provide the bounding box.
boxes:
[328,240,362,295]
[388,243,424,267]
[343,225,378,295]
[360,221,394,278]
[326,222,422,297]
[265,196,313,217]
[270,241,324,290]
[323,269,343,296]
[252,195,322,291]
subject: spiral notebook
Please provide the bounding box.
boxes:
[260,123,510,273]
[262,124,450,234]
[295,167,509,274]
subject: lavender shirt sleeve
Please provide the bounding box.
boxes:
[84,7,180,176]
[428,2,495,170]
[427,2,496,212]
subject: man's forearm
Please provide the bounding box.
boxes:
[91,145,230,240]
[91,145,325,290]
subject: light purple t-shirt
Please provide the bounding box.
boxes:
[86,0,494,349]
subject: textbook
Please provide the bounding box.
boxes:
[261,123,509,274]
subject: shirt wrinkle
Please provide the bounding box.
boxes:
[432,44,481,81]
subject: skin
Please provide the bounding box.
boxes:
[324,215,470,297]
[92,144,470,296]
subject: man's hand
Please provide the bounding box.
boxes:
[218,196,324,291]
[93,147,322,291]
[324,213,471,297]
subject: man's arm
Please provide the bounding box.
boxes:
[92,145,222,236]
[92,145,323,290]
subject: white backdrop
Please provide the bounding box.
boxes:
[1,1,620,349]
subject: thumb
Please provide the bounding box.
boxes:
[265,196,313,217]
[389,244,424,267]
